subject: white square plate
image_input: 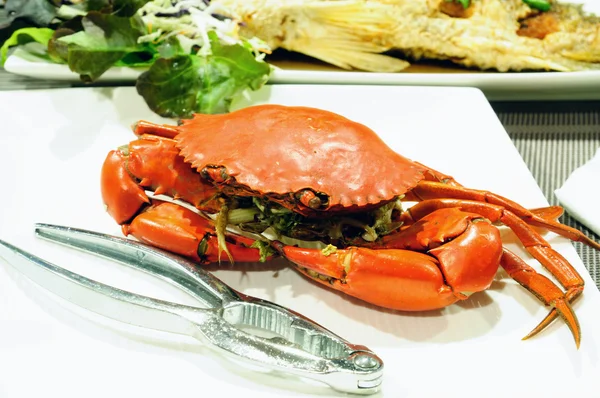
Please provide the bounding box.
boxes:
[0,85,599,398]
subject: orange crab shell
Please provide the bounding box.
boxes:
[175,104,426,214]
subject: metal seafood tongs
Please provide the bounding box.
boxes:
[0,224,384,395]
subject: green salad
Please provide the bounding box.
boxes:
[0,0,273,118]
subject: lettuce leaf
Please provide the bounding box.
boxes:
[136,33,272,118]
[0,27,55,66]
[2,8,271,119]
[53,11,153,82]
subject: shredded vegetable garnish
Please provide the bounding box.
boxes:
[137,0,270,58]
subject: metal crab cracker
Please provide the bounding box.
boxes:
[0,224,384,395]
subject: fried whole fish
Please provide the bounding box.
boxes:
[220,0,600,72]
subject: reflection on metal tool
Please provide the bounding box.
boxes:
[0,224,384,395]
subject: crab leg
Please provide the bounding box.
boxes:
[500,249,580,347]
[528,206,565,221]
[403,199,585,290]
[124,201,265,263]
[403,198,583,345]
[133,120,180,138]
[408,172,600,251]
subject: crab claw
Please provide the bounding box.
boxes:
[101,135,223,226]
[382,208,504,293]
[273,243,466,311]
[125,202,265,263]
[101,149,149,224]
[272,208,505,312]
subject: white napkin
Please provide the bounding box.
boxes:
[555,147,600,237]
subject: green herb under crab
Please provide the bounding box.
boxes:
[218,197,405,262]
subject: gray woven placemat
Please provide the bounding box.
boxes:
[493,102,600,289]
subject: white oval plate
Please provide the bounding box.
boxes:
[4,0,600,101]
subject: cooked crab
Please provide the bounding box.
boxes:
[101,104,600,348]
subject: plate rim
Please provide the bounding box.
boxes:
[5,47,600,101]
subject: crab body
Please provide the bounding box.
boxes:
[101,104,600,347]
[167,105,422,215]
